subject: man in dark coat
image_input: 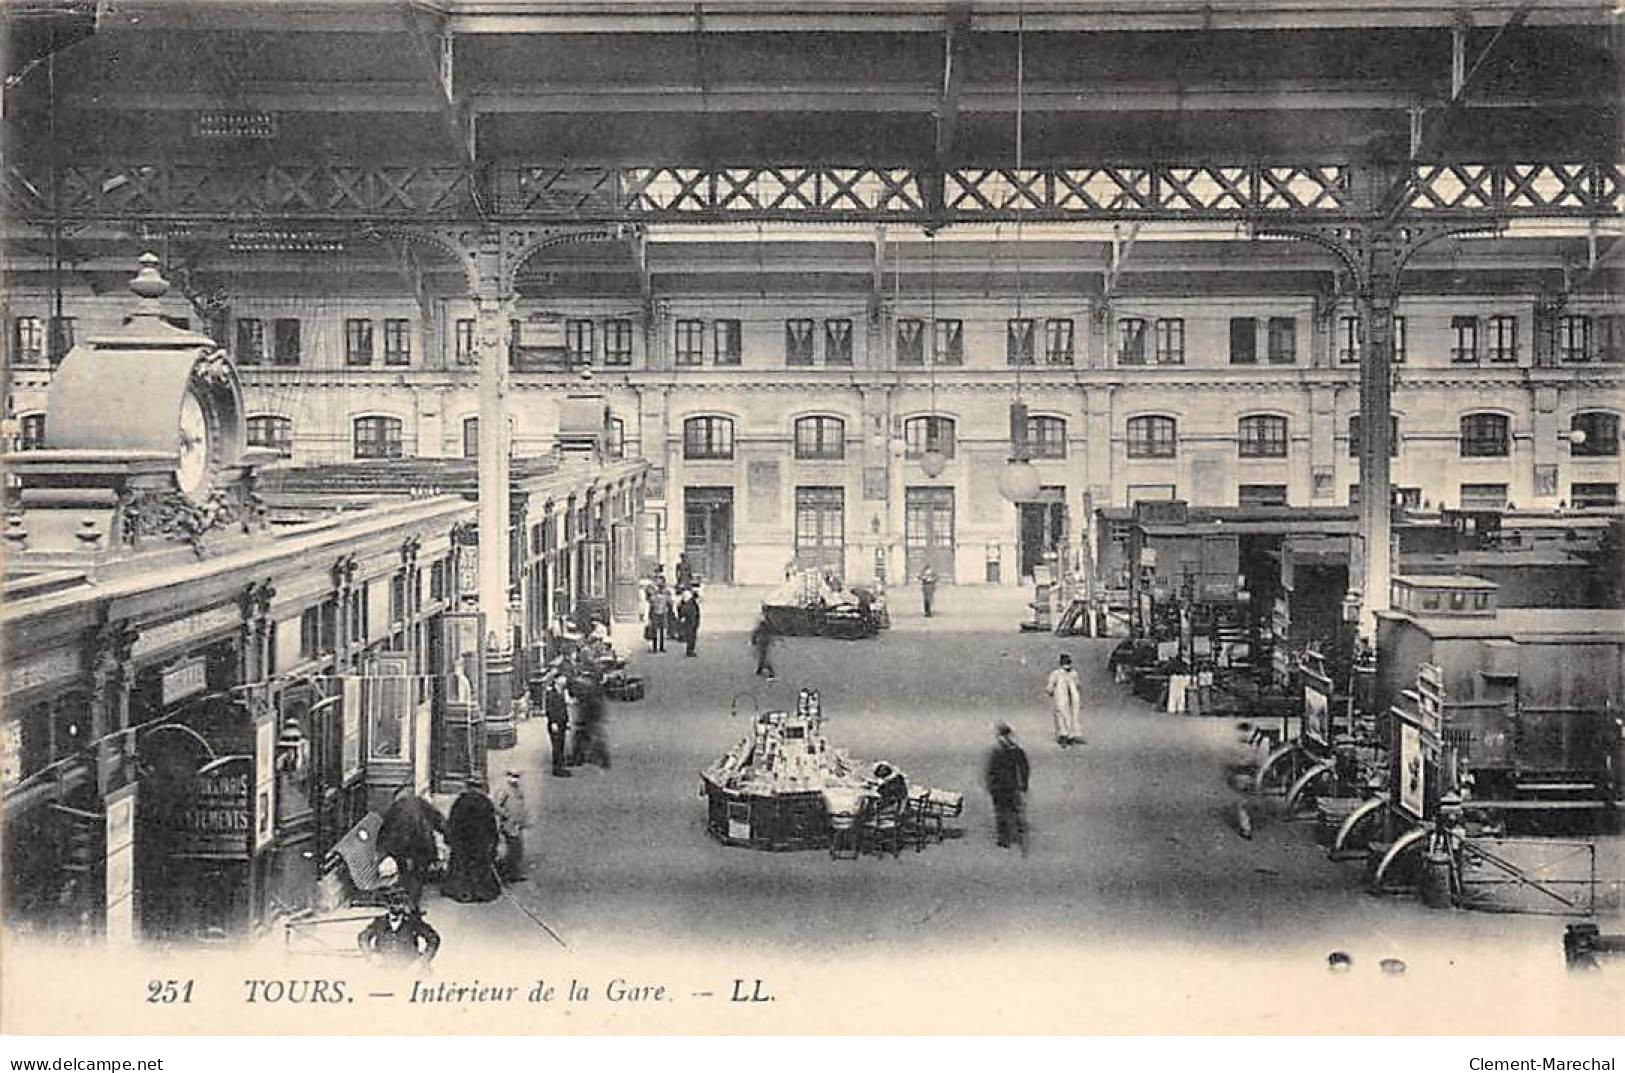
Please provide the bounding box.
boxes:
[750,616,776,678]
[539,674,573,778]
[675,552,695,591]
[357,890,440,968]
[376,787,445,908]
[678,589,701,657]
[646,580,672,653]
[569,674,611,769]
[442,789,501,903]
[984,722,1030,853]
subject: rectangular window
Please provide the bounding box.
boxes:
[234,318,264,365]
[1229,317,1257,365]
[1006,318,1035,366]
[382,318,411,366]
[1126,416,1177,459]
[345,319,374,366]
[1486,314,1518,363]
[299,605,322,660]
[1461,413,1510,457]
[785,318,815,365]
[565,319,594,367]
[1267,317,1296,364]
[604,319,634,366]
[273,318,301,365]
[1238,484,1289,507]
[1119,318,1147,365]
[1459,483,1509,511]
[454,318,477,365]
[1025,415,1067,459]
[794,417,845,460]
[1451,315,1480,364]
[17,413,45,450]
[1044,318,1074,365]
[714,319,742,365]
[1571,482,1619,509]
[1393,315,1407,363]
[12,316,44,365]
[1598,315,1621,364]
[1560,315,1592,363]
[896,318,925,365]
[1154,318,1184,365]
[675,319,705,366]
[932,319,963,365]
[1338,316,1361,365]
[1238,416,1288,458]
[824,319,853,365]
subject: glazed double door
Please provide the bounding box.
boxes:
[683,486,734,584]
[904,486,955,582]
[794,486,845,579]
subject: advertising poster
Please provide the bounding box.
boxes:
[1399,721,1426,819]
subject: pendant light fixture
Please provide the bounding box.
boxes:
[920,232,948,479]
[998,6,1041,505]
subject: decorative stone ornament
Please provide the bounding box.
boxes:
[919,448,948,479]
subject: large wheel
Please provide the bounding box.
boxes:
[1330,794,1388,860]
[1284,758,1338,816]
[1372,825,1430,893]
[1254,742,1308,796]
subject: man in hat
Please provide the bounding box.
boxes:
[357,890,440,968]
[541,674,573,777]
[376,786,445,909]
[493,770,529,883]
[984,722,1030,853]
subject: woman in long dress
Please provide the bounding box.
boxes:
[442,789,501,903]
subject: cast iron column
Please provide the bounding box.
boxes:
[1355,236,1401,640]
[475,240,515,751]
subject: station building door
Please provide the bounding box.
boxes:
[683,486,734,584]
[904,486,955,582]
[1019,487,1068,580]
[794,486,845,579]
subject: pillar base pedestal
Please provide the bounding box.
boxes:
[484,649,517,751]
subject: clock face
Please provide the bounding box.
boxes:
[176,388,213,500]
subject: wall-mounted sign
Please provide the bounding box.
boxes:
[253,716,276,855]
[365,653,411,762]
[341,677,362,783]
[1398,722,1425,819]
[175,756,251,860]
[1302,679,1331,746]
[105,783,138,945]
[161,657,209,707]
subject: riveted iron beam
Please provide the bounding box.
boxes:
[4,160,1619,225]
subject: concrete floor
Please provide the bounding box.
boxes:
[7,585,1621,1034]
[430,588,1616,969]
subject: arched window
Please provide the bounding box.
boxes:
[16,413,46,451]
[794,416,845,460]
[1237,415,1288,458]
[354,415,403,460]
[1126,416,1177,459]
[1025,415,1067,459]
[246,415,292,457]
[1460,413,1510,458]
[683,416,734,460]
[1571,411,1619,457]
[904,416,955,459]
[606,416,626,460]
[1348,414,1399,458]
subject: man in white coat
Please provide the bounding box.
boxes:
[1045,653,1084,747]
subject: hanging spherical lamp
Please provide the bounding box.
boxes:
[997,457,1042,503]
[919,447,948,479]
